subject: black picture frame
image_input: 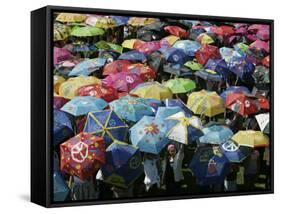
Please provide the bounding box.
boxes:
[31,5,274,208]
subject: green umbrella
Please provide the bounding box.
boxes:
[95,40,123,54]
[70,26,105,37]
[54,22,71,41]
[184,61,203,71]
[163,78,196,94]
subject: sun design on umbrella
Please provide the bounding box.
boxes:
[144,123,159,135]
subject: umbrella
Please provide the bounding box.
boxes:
[248,24,270,41]
[130,82,173,100]
[220,86,250,100]
[77,84,118,102]
[54,47,73,65]
[173,40,201,56]
[234,43,249,55]
[258,96,269,110]
[163,78,196,93]
[84,110,129,146]
[195,69,222,82]
[225,92,260,116]
[164,98,193,116]
[196,33,214,45]
[253,66,270,84]
[187,90,225,117]
[54,75,66,94]
[109,95,154,122]
[195,44,220,65]
[155,106,185,120]
[160,35,180,47]
[95,40,123,54]
[103,72,143,92]
[126,63,156,81]
[249,40,270,53]
[68,58,106,77]
[190,146,230,185]
[61,96,108,117]
[128,17,158,26]
[211,25,235,36]
[54,95,70,109]
[59,76,101,99]
[111,16,129,26]
[228,57,255,80]
[56,13,86,23]
[55,59,80,77]
[70,26,105,37]
[204,58,229,80]
[122,39,142,49]
[53,171,70,202]
[54,22,71,41]
[255,113,270,134]
[166,112,203,145]
[54,109,74,145]
[262,55,270,68]
[184,61,203,71]
[135,41,161,55]
[103,60,132,76]
[199,125,233,145]
[60,132,106,180]
[162,47,190,64]
[163,63,193,77]
[219,47,242,63]
[220,140,252,163]
[145,98,163,114]
[231,130,269,148]
[101,141,143,188]
[118,50,147,63]
[85,16,117,29]
[164,25,188,38]
[130,116,171,154]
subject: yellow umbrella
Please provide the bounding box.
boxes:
[59,76,101,99]
[162,35,180,46]
[56,13,86,23]
[121,39,138,49]
[130,82,173,100]
[231,130,269,148]
[187,90,224,117]
[128,17,157,26]
[197,33,214,45]
[54,75,65,94]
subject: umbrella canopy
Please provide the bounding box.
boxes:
[128,17,158,26]
[166,112,203,145]
[130,116,171,154]
[61,96,108,117]
[162,47,189,64]
[54,109,74,145]
[204,59,229,80]
[68,58,106,77]
[60,132,106,180]
[70,26,105,37]
[249,40,270,53]
[220,86,250,100]
[103,72,143,92]
[199,125,233,145]
[253,66,270,84]
[225,92,260,116]
[196,33,214,45]
[231,130,269,148]
[54,95,70,110]
[130,82,173,100]
[77,84,118,102]
[118,50,147,63]
[95,40,123,54]
[54,22,71,41]
[109,95,154,122]
[163,78,196,94]
[220,140,252,163]
[126,63,156,81]
[101,141,143,188]
[155,106,184,120]
[59,76,101,99]
[56,13,86,23]
[195,69,222,82]
[234,43,249,55]
[164,25,188,38]
[160,35,180,47]
[122,39,142,49]
[84,110,129,146]
[187,90,225,117]
[53,171,70,202]
[54,75,66,94]
[195,44,220,65]
[164,98,193,117]
[163,63,193,77]
[228,57,255,80]
[103,60,132,76]
[85,16,117,28]
[135,41,161,55]
[255,113,270,134]
[173,40,201,56]
[54,47,73,65]
[190,146,230,185]
[211,25,235,36]
[262,55,270,68]
[219,47,242,63]
[184,61,203,71]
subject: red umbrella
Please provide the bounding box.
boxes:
[102,72,143,92]
[126,63,156,81]
[226,92,260,116]
[262,56,270,68]
[77,84,119,102]
[60,132,106,180]
[164,26,188,38]
[133,40,146,49]
[135,41,161,55]
[75,116,87,134]
[258,97,270,110]
[54,47,73,65]
[195,44,220,65]
[249,40,270,53]
[103,60,132,76]
[211,26,235,36]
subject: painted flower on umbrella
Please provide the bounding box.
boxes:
[144,123,160,135]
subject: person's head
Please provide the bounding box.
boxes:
[167,144,177,157]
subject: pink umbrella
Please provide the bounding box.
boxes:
[250,40,270,53]
[54,95,70,109]
[135,41,161,55]
[53,47,73,65]
[102,72,143,92]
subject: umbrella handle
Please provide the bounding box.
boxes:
[68,175,73,188]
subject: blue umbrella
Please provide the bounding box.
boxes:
[109,95,154,122]
[101,141,143,188]
[53,171,70,202]
[161,47,190,64]
[53,109,74,145]
[61,96,108,117]
[155,106,185,119]
[195,69,222,82]
[190,146,230,185]
[130,116,172,154]
[163,63,193,77]
[164,98,193,117]
[204,59,230,80]
[220,140,252,163]
[84,110,129,147]
[173,40,201,56]
[220,86,250,100]
[228,57,255,81]
[145,98,163,114]
[199,125,233,145]
[68,58,106,77]
[111,16,129,26]
[118,50,147,63]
